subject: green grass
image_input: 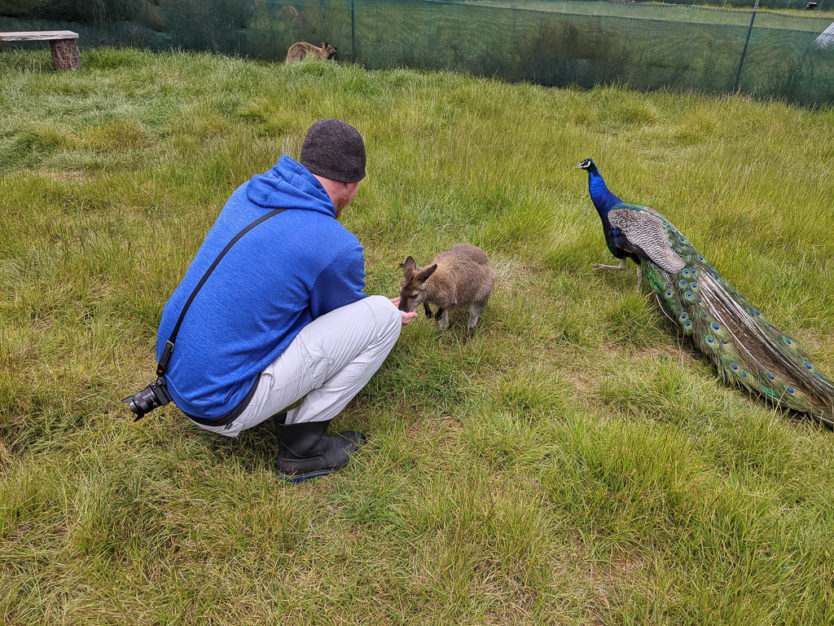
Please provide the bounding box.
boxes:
[2,47,834,623]
[468,0,834,28]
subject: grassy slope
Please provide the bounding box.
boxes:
[1,48,834,623]
[465,0,834,29]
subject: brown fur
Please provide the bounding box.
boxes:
[285,41,337,63]
[399,244,495,342]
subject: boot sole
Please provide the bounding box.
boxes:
[279,469,335,483]
[276,458,351,482]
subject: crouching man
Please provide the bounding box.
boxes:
[155,119,417,481]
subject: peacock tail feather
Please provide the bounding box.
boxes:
[640,207,834,427]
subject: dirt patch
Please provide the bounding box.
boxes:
[36,169,86,183]
[490,254,537,293]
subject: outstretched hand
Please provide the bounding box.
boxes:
[390,297,418,326]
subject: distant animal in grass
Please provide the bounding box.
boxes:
[575,157,834,426]
[398,244,495,342]
[285,41,337,63]
[277,5,300,21]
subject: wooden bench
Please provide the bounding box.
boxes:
[0,31,81,70]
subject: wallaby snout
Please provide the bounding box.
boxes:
[398,244,494,342]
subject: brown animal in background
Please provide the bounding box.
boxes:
[277,5,300,21]
[399,244,495,342]
[285,41,338,63]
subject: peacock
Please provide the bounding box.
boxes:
[575,157,834,427]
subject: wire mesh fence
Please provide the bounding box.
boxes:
[2,0,833,105]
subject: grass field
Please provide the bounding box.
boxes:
[465,0,834,28]
[2,48,834,623]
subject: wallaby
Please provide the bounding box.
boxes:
[285,41,337,63]
[399,244,495,342]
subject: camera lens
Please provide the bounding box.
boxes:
[134,388,155,413]
[125,386,158,417]
[123,378,171,420]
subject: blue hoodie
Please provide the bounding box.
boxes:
[156,156,366,419]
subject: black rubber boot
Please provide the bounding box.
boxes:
[274,416,365,482]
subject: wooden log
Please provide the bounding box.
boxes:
[50,38,81,70]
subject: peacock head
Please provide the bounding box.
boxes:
[574,157,619,211]
[574,158,596,171]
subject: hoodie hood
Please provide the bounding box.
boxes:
[246,155,336,218]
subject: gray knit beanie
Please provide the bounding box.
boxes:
[300,119,366,183]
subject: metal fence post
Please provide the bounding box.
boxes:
[734,0,760,92]
[351,0,356,61]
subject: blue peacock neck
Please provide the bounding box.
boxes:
[587,164,622,216]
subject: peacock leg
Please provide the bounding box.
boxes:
[636,263,643,291]
[592,258,628,272]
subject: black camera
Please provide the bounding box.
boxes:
[123,377,172,421]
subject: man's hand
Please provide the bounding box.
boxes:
[390,297,417,326]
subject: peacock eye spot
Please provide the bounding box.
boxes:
[786,338,793,345]
[731,365,739,371]
[805,363,813,370]
[666,290,673,297]
[711,323,720,330]
[787,387,795,394]
[767,373,775,380]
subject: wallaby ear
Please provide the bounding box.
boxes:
[416,263,438,282]
[401,256,417,276]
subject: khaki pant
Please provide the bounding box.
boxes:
[193,295,402,437]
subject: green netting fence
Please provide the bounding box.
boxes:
[2,0,833,105]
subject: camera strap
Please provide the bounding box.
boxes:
[156,207,287,378]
